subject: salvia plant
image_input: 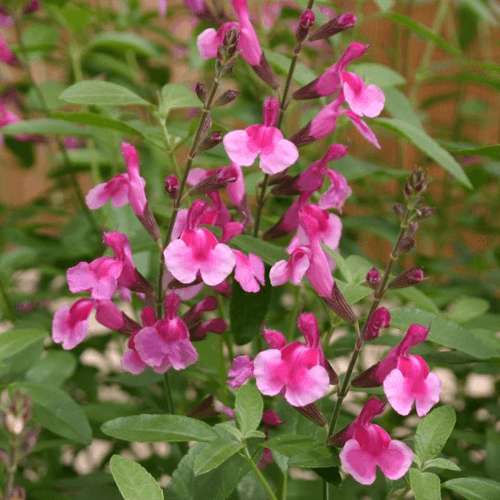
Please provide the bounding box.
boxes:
[0,1,499,500]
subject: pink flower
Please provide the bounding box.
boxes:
[182,296,227,340]
[0,31,19,65]
[253,316,330,407]
[223,97,299,174]
[164,201,236,287]
[319,169,352,212]
[335,398,413,485]
[158,0,167,17]
[352,324,442,416]
[86,142,146,216]
[228,355,254,389]
[341,71,385,118]
[233,250,265,293]
[94,300,140,335]
[132,295,199,373]
[52,299,94,350]
[269,245,311,287]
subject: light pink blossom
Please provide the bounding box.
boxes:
[269,245,311,287]
[223,97,299,174]
[164,200,236,286]
[335,398,413,485]
[341,71,385,118]
[158,0,167,17]
[228,355,254,389]
[52,299,94,350]
[233,250,265,293]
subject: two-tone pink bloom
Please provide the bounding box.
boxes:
[334,398,413,485]
[121,295,198,375]
[164,200,236,286]
[233,250,265,293]
[253,315,333,407]
[224,97,299,175]
[52,298,94,350]
[352,324,442,416]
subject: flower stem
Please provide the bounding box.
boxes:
[253,0,315,238]
[243,448,279,500]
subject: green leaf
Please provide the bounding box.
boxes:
[230,279,272,346]
[263,434,322,456]
[110,455,163,500]
[409,468,441,500]
[423,458,461,472]
[165,441,251,500]
[375,0,395,11]
[101,414,218,442]
[442,478,500,500]
[442,143,500,162]
[333,155,381,180]
[27,81,67,111]
[11,382,92,444]
[265,50,317,86]
[159,83,200,115]
[1,119,90,137]
[345,255,374,284]
[25,351,77,386]
[486,428,500,478]
[59,3,93,32]
[350,63,406,87]
[373,118,472,188]
[461,0,497,24]
[194,439,245,475]
[52,111,146,138]
[390,307,500,359]
[391,287,440,315]
[3,137,35,167]
[88,32,160,58]
[336,280,373,305]
[448,297,490,324]
[0,328,47,362]
[380,12,462,56]
[235,384,263,437]
[415,406,456,463]
[325,249,353,283]
[60,81,152,107]
[231,235,288,266]
[384,87,423,128]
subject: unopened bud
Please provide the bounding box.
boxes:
[296,10,315,43]
[223,27,240,56]
[393,203,405,217]
[193,166,237,194]
[3,413,25,435]
[407,222,418,237]
[6,486,26,500]
[165,174,180,199]
[0,3,9,15]
[23,0,40,14]
[388,267,426,289]
[200,114,212,137]
[214,89,240,107]
[195,82,207,103]
[365,267,381,289]
[262,410,283,427]
[398,236,415,253]
[417,206,435,219]
[323,282,357,324]
[309,12,357,41]
[363,307,390,341]
[197,130,223,153]
[20,429,40,455]
[294,403,327,427]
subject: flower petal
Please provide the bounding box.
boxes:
[340,439,377,485]
[377,439,413,480]
[223,130,259,166]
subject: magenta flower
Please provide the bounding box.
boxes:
[223,97,299,174]
[164,200,236,286]
[94,300,140,335]
[233,250,265,293]
[335,398,413,485]
[52,299,94,350]
[0,31,19,65]
[341,71,385,118]
[253,315,330,407]
[132,295,199,374]
[352,324,442,416]
[228,355,254,389]
[158,0,167,17]
[269,245,311,288]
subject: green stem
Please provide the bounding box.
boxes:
[394,484,411,500]
[163,372,175,414]
[277,469,288,500]
[4,435,19,498]
[253,0,315,238]
[243,448,279,500]
[156,76,221,317]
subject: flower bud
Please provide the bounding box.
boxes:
[323,282,357,324]
[296,10,315,43]
[388,267,426,289]
[262,410,283,427]
[309,12,357,41]
[406,222,418,237]
[197,130,223,153]
[195,82,207,104]
[200,114,212,138]
[363,307,390,341]
[20,429,39,456]
[417,206,435,219]
[192,166,238,194]
[398,236,415,253]
[23,0,40,14]
[165,174,179,199]
[6,486,26,500]
[214,89,240,107]
[392,203,405,217]
[294,403,327,427]
[263,96,279,127]
[365,267,381,289]
[223,27,240,56]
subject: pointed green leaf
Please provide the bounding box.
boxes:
[415,406,456,463]
[384,87,423,128]
[448,297,489,324]
[410,468,441,500]
[110,455,163,500]
[26,351,77,386]
[60,81,152,107]
[160,83,200,115]
[0,328,47,362]
[101,414,218,442]
[373,118,472,188]
[11,382,92,444]
[423,458,461,472]
[443,478,500,500]
[194,439,245,475]
[1,119,90,137]
[235,384,263,437]
[88,32,160,58]
[350,63,406,87]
